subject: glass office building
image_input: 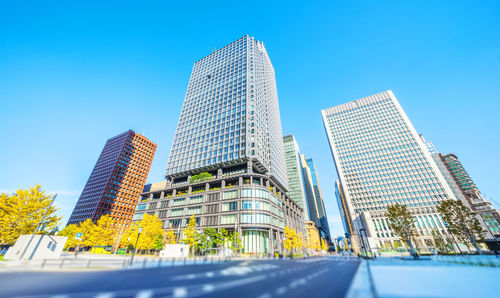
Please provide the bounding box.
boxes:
[322,90,458,251]
[135,36,303,254]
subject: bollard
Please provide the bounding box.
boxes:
[41,259,47,269]
[143,259,147,269]
[87,259,91,268]
[183,257,187,265]
[59,259,65,269]
[123,259,128,268]
[159,258,162,268]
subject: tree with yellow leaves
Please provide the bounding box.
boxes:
[123,214,164,252]
[78,219,101,248]
[183,215,198,255]
[0,185,61,245]
[165,230,176,245]
[284,226,300,257]
[321,238,329,252]
[95,215,116,246]
[58,224,79,249]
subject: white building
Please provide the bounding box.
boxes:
[165,35,288,190]
[322,90,459,252]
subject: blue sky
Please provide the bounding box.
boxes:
[1,1,499,237]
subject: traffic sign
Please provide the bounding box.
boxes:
[75,232,83,240]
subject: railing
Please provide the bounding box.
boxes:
[35,256,236,270]
[432,255,500,267]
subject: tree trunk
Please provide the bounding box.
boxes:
[469,235,482,255]
[406,238,418,259]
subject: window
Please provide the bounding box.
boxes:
[187,206,202,215]
[241,213,270,224]
[189,195,204,204]
[132,213,144,221]
[170,208,184,216]
[148,202,157,210]
[171,198,186,206]
[206,204,218,213]
[205,216,218,226]
[221,214,236,224]
[167,219,181,228]
[160,201,168,209]
[207,193,220,202]
[136,204,146,211]
[223,190,238,200]
[158,210,168,218]
[222,201,238,211]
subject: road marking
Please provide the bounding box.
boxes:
[257,293,272,298]
[95,293,114,298]
[205,271,214,277]
[203,284,215,292]
[276,286,287,295]
[135,290,153,298]
[173,287,188,297]
[50,295,69,298]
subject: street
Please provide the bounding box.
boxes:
[0,256,360,298]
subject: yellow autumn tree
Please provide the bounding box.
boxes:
[284,226,298,254]
[321,238,329,251]
[0,185,61,245]
[165,230,176,244]
[95,215,116,246]
[123,214,164,251]
[296,232,305,251]
[183,215,198,249]
[58,224,79,249]
[78,219,100,248]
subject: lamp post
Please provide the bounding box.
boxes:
[130,227,143,264]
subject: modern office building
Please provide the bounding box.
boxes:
[437,153,500,240]
[68,130,156,227]
[135,36,303,254]
[305,157,331,242]
[283,135,309,221]
[322,90,460,252]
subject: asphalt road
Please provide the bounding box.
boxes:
[0,256,360,298]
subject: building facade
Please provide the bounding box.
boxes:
[283,135,309,221]
[437,153,500,239]
[68,130,156,227]
[322,90,459,252]
[135,36,303,254]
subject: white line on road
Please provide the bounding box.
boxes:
[173,287,188,297]
[135,290,153,298]
[276,286,287,295]
[202,284,215,292]
[95,293,114,298]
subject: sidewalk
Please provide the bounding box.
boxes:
[349,257,500,298]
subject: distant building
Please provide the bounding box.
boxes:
[437,153,499,240]
[283,135,310,221]
[134,36,303,254]
[322,90,460,252]
[68,130,156,227]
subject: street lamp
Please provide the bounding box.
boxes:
[130,227,143,264]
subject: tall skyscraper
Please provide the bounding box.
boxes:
[301,156,331,242]
[322,90,459,252]
[68,130,156,227]
[165,35,288,190]
[283,135,309,220]
[134,36,303,254]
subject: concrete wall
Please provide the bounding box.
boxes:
[4,235,67,260]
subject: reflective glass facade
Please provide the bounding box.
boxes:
[165,35,287,189]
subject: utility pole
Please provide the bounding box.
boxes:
[19,194,57,260]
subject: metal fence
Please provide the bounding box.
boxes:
[432,255,500,267]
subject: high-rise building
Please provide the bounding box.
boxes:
[297,154,331,243]
[165,35,288,191]
[68,130,156,227]
[437,153,500,240]
[134,36,303,254]
[322,90,459,252]
[283,135,309,220]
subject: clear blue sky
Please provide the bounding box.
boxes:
[1,1,499,237]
